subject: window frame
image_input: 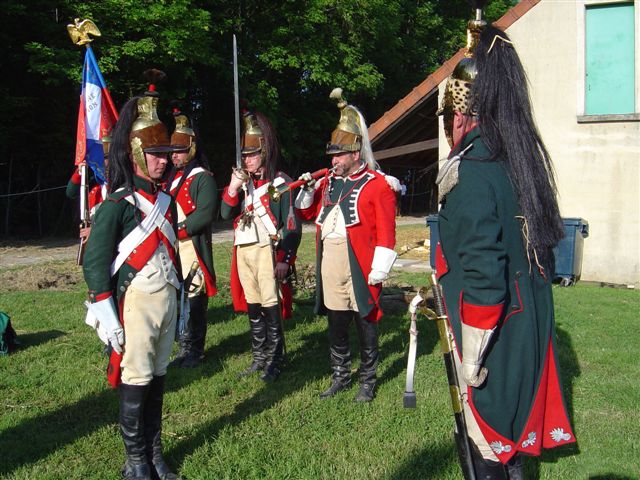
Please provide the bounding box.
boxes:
[576,0,640,123]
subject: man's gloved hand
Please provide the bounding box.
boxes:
[461,322,494,387]
[367,246,397,286]
[298,172,317,191]
[367,269,388,285]
[228,167,249,195]
[85,297,125,354]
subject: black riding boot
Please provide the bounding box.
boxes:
[354,315,379,402]
[506,454,524,480]
[179,294,208,368]
[238,303,267,377]
[260,305,285,382]
[320,310,353,398]
[119,383,151,480]
[469,439,508,480]
[144,376,180,480]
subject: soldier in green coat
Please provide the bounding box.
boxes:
[434,15,576,480]
[221,108,301,382]
[83,75,182,480]
[167,108,218,368]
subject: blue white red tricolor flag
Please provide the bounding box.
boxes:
[74,46,118,184]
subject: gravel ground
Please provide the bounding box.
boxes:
[0,216,426,269]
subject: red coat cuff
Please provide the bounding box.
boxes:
[71,171,82,184]
[88,291,112,303]
[177,222,188,240]
[461,300,504,329]
[222,187,240,206]
[276,249,296,266]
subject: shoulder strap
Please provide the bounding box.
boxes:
[109,192,173,276]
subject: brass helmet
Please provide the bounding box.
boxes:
[170,107,196,165]
[326,88,362,155]
[129,70,173,176]
[240,109,264,155]
[326,88,378,170]
[437,1,488,146]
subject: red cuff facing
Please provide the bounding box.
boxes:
[461,299,504,330]
[222,187,240,206]
[90,291,112,302]
[276,249,296,266]
[71,171,82,184]
[177,223,188,240]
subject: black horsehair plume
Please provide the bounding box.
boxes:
[143,68,166,85]
[108,97,140,194]
[472,25,564,270]
[254,111,281,182]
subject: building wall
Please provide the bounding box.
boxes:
[439,0,640,286]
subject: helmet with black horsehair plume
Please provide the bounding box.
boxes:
[170,105,197,166]
[240,104,264,156]
[240,102,281,181]
[129,69,174,177]
[326,88,378,170]
[437,0,489,147]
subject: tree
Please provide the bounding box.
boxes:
[0,0,514,236]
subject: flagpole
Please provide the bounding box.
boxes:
[68,18,105,264]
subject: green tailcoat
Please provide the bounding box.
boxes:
[437,127,575,462]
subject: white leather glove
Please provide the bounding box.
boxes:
[367,270,388,285]
[298,172,316,191]
[84,297,124,354]
[294,182,315,209]
[368,246,397,285]
[461,322,495,387]
[228,167,249,196]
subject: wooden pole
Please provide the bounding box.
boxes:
[4,155,13,236]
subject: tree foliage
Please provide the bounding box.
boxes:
[0,0,514,236]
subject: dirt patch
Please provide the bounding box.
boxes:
[396,225,430,261]
[0,238,77,269]
[0,261,83,292]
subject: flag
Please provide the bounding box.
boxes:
[74,46,118,184]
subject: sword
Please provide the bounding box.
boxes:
[76,164,90,265]
[178,260,201,337]
[404,287,429,408]
[428,273,477,480]
[233,34,242,170]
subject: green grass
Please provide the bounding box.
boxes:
[1,233,639,479]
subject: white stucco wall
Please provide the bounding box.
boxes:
[439,0,640,286]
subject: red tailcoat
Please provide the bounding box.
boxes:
[296,167,396,322]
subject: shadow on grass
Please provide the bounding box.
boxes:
[386,441,459,479]
[0,388,118,476]
[11,329,66,350]
[377,312,440,388]
[588,476,637,480]
[0,303,244,476]
[165,314,329,469]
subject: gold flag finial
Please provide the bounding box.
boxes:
[67,18,101,46]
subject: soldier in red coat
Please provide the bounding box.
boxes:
[295,89,397,402]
